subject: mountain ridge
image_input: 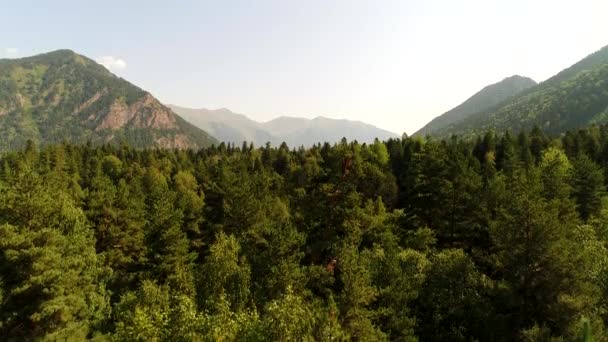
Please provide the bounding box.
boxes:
[414,75,537,136]
[0,49,217,150]
[430,44,608,138]
[170,105,399,147]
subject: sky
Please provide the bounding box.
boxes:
[1,0,607,135]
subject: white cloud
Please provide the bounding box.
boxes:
[5,48,18,56]
[96,56,127,70]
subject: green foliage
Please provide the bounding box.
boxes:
[368,234,428,340]
[415,75,537,136]
[433,45,608,138]
[416,249,492,341]
[113,281,172,341]
[490,168,600,337]
[198,232,251,312]
[337,242,386,341]
[86,175,147,296]
[262,287,316,341]
[581,318,593,342]
[0,171,108,340]
[540,147,573,200]
[572,154,606,220]
[0,125,608,340]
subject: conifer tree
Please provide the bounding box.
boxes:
[490,168,598,337]
[0,171,108,340]
[571,154,606,220]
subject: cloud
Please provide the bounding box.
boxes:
[5,48,18,56]
[96,56,127,70]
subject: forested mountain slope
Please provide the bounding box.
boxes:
[171,105,399,146]
[432,45,608,137]
[414,75,536,136]
[0,50,217,150]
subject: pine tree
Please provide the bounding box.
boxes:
[86,175,147,296]
[144,168,195,296]
[571,154,606,220]
[490,168,598,337]
[198,232,251,312]
[0,171,108,340]
[416,249,492,341]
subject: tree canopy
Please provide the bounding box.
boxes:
[2,125,608,340]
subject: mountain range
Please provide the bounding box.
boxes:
[0,50,216,150]
[0,49,399,151]
[177,42,608,145]
[170,105,399,147]
[422,44,608,138]
[2,44,608,151]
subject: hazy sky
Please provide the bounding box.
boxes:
[1,0,607,134]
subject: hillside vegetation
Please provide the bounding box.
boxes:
[431,45,608,137]
[415,75,536,136]
[0,50,217,150]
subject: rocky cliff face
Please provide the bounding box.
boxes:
[96,94,178,131]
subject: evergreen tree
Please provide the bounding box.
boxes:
[86,175,147,296]
[416,249,492,341]
[490,168,598,337]
[1,126,608,340]
[144,168,196,296]
[198,232,251,312]
[0,171,108,340]
[571,154,606,220]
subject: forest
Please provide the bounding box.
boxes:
[2,125,608,341]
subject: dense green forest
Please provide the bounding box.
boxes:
[3,125,608,341]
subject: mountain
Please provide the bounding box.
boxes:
[167,105,275,146]
[414,75,537,136]
[430,44,608,138]
[0,50,217,150]
[261,116,399,147]
[170,105,400,147]
[260,116,312,139]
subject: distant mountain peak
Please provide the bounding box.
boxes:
[414,75,537,136]
[502,74,533,81]
[45,49,77,56]
[170,106,399,147]
[426,44,608,138]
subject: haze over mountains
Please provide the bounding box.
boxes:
[170,105,400,147]
[422,44,608,138]
[1,44,608,152]
[172,43,608,145]
[0,50,216,151]
[0,48,399,151]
